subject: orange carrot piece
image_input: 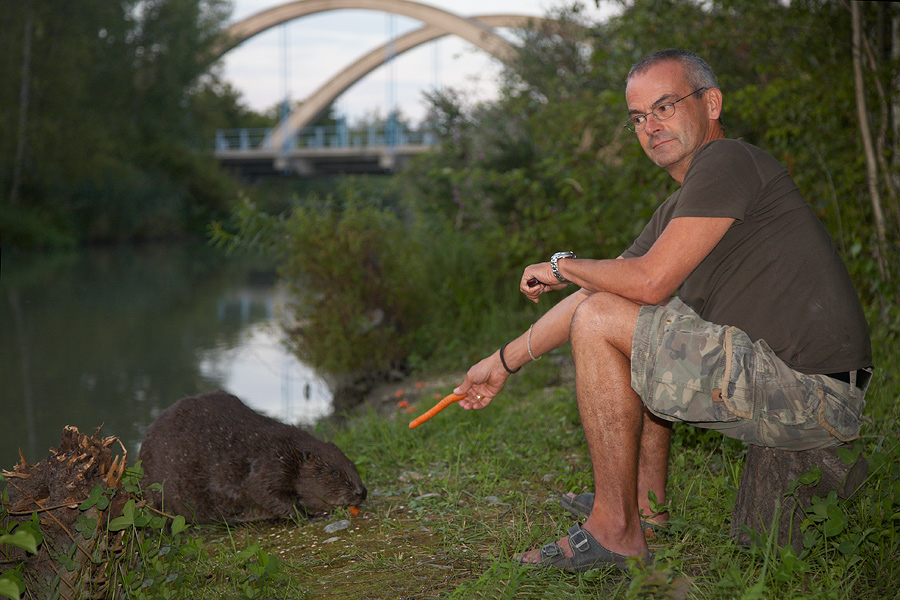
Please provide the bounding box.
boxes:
[408,392,466,429]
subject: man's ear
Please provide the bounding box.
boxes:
[706,87,724,121]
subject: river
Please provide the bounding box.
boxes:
[0,244,333,471]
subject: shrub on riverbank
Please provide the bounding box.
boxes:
[211,176,550,381]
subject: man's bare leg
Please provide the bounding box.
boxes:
[520,292,662,561]
[637,410,671,524]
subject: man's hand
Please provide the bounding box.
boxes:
[520,263,568,303]
[454,353,509,410]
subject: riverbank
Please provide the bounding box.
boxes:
[190,351,899,600]
[3,347,897,599]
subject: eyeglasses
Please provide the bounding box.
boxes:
[624,87,709,133]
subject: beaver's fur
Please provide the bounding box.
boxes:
[138,390,366,523]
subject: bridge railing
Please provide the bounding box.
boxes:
[215,123,437,152]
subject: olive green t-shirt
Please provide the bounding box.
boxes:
[622,138,871,374]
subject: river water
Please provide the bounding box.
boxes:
[0,244,333,471]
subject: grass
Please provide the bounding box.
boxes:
[172,346,899,600]
[3,339,897,599]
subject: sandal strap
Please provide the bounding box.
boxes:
[567,524,592,555]
[540,542,562,558]
[561,493,667,534]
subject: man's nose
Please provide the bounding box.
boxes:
[643,113,665,134]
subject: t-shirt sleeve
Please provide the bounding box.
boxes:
[673,139,762,222]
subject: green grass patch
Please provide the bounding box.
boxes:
[4,342,898,599]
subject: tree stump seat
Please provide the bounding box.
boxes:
[730,443,868,553]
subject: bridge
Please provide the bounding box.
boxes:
[215,121,435,177]
[213,0,549,177]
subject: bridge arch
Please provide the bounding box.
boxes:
[267,14,546,146]
[218,0,517,62]
[216,0,540,148]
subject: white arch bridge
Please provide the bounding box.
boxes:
[213,0,549,177]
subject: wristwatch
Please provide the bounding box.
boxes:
[550,251,576,283]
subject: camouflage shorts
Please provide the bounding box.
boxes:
[630,298,868,451]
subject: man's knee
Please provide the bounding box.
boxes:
[570,292,641,351]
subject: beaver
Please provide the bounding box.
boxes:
[137,390,367,524]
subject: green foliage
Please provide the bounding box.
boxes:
[213,178,540,376]
[0,0,248,247]
[0,524,39,600]
[0,204,77,249]
[0,462,298,600]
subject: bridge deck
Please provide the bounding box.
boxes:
[214,124,435,177]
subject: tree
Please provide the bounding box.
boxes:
[0,0,245,246]
[852,0,889,279]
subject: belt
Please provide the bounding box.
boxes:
[826,369,872,390]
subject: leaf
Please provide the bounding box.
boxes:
[811,501,829,518]
[78,484,105,510]
[0,530,39,554]
[171,515,187,536]
[108,499,136,531]
[797,468,821,486]
[0,578,21,600]
[823,503,845,537]
[803,528,821,549]
[837,540,857,556]
[107,516,132,532]
[740,580,767,600]
[836,445,862,465]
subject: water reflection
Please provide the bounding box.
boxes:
[0,245,333,470]
[197,322,332,426]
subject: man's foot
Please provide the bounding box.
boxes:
[515,523,652,572]
[559,493,668,539]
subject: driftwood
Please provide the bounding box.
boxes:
[1,426,129,600]
[730,443,868,553]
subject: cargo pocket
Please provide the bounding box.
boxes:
[817,386,863,442]
[717,327,756,420]
[646,316,740,424]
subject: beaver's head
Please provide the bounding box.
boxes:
[277,437,367,516]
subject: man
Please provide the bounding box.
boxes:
[453,49,872,572]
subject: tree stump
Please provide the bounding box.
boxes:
[2,426,129,599]
[730,443,868,553]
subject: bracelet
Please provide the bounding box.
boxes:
[527,324,541,361]
[499,343,521,374]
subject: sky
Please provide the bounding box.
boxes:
[220,0,615,125]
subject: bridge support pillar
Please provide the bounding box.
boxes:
[378,152,396,172]
[274,156,315,175]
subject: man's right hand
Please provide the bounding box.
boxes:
[454,352,509,410]
[521,262,568,302]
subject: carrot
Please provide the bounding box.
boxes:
[408,392,467,429]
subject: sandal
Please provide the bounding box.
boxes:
[515,523,651,572]
[560,493,668,535]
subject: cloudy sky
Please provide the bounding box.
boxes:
[220,0,615,125]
